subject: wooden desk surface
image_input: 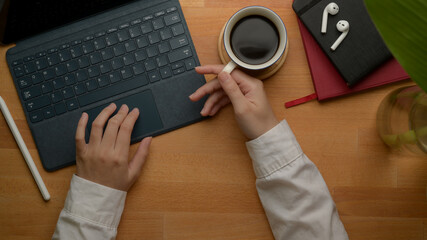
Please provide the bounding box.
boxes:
[1,0,426,239]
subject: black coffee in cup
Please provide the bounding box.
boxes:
[230,15,279,65]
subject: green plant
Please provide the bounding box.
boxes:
[364,0,427,93]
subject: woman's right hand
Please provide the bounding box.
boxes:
[189,65,279,140]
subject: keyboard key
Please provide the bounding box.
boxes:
[167,6,177,13]
[23,62,37,74]
[58,50,72,62]
[53,78,65,90]
[78,74,149,107]
[170,35,188,50]
[107,27,118,34]
[109,71,122,83]
[35,58,48,70]
[55,64,68,76]
[30,111,44,123]
[101,48,114,60]
[64,74,77,85]
[60,43,70,49]
[66,60,79,72]
[66,99,79,111]
[82,42,95,54]
[171,24,185,36]
[134,50,147,62]
[26,95,51,112]
[173,67,185,75]
[155,10,166,17]
[47,54,60,66]
[148,32,160,44]
[85,79,98,92]
[36,51,47,58]
[113,44,126,56]
[94,38,107,50]
[62,87,75,99]
[71,40,82,46]
[84,35,94,42]
[76,70,89,82]
[78,56,90,68]
[144,59,156,72]
[117,30,130,42]
[22,85,42,100]
[160,29,173,41]
[160,66,172,79]
[146,46,158,58]
[111,58,124,70]
[30,73,44,84]
[42,106,55,119]
[119,23,130,30]
[123,54,135,66]
[140,22,153,34]
[156,55,168,67]
[70,46,84,58]
[24,55,35,62]
[13,66,25,77]
[143,15,153,21]
[89,52,102,64]
[158,42,170,54]
[18,76,32,88]
[148,70,161,83]
[136,36,149,48]
[74,83,87,95]
[97,75,110,87]
[88,65,101,78]
[129,26,142,38]
[51,91,63,103]
[48,48,58,54]
[185,58,196,70]
[168,46,192,63]
[164,12,181,26]
[12,59,23,66]
[41,82,53,94]
[99,62,112,74]
[131,19,142,25]
[95,32,106,38]
[106,35,119,46]
[152,18,165,30]
[42,69,56,80]
[120,67,133,79]
[132,64,145,75]
[124,41,137,52]
[54,102,67,115]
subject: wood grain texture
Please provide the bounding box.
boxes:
[0,0,426,239]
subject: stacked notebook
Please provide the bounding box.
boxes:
[285,8,409,108]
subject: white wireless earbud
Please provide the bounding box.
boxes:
[321,2,339,34]
[331,20,349,51]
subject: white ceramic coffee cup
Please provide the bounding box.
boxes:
[222,6,288,74]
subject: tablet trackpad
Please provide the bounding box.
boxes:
[85,90,163,142]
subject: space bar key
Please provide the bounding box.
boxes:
[78,75,149,107]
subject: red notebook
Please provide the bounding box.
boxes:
[285,18,410,108]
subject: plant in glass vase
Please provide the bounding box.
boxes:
[364,0,427,154]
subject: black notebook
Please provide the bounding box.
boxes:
[292,0,391,87]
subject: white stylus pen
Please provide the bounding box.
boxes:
[0,96,50,201]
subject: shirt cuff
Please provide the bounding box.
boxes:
[246,120,303,179]
[63,174,127,229]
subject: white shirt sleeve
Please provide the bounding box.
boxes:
[246,120,348,240]
[52,174,127,240]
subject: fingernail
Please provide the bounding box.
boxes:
[200,107,206,115]
[189,93,194,99]
[81,112,87,119]
[120,104,127,110]
[133,107,139,113]
[110,103,116,108]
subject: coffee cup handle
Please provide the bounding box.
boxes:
[222,61,237,74]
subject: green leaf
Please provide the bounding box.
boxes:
[364,0,427,93]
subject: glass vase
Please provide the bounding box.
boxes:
[377,85,427,155]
